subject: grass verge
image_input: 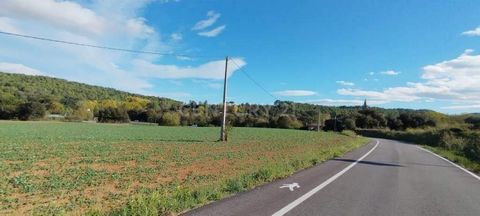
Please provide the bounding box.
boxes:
[422,146,480,174]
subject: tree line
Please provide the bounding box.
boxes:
[1,72,478,132]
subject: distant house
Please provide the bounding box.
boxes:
[47,114,65,120]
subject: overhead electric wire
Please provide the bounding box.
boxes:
[0,30,281,101]
[230,58,280,101]
[0,30,221,59]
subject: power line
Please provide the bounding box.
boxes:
[230,58,280,100]
[0,30,281,101]
[0,30,221,59]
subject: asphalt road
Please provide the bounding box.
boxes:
[184,139,480,216]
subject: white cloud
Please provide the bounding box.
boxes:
[462,26,480,36]
[273,90,317,97]
[0,0,156,38]
[380,70,400,75]
[442,104,480,110]
[198,25,226,37]
[0,62,45,76]
[132,57,246,80]
[0,0,169,94]
[336,80,355,86]
[0,17,22,34]
[0,0,106,36]
[337,49,480,105]
[124,17,154,38]
[305,99,387,106]
[368,72,375,76]
[170,33,182,42]
[192,10,221,31]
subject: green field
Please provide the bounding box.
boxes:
[0,121,367,215]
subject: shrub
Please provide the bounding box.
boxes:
[344,118,356,130]
[465,117,480,130]
[16,102,46,120]
[276,115,303,129]
[127,110,148,122]
[159,112,181,126]
[463,134,480,162]
[97,107,130,123]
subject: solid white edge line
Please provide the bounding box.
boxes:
[271,140,380,216]
[416,146,480,181]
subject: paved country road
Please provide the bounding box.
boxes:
[184,139,480,216]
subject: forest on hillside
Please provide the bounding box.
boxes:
[1,72,479,132]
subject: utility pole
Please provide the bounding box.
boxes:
[334,114,337,132]
[220,56,229,141]
[317,111,321,132]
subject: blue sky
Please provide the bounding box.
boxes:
[1,0,480,113]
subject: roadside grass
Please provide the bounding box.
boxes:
[0,121,367,215]
[422,146,480,174]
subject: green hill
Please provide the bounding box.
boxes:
[0,72,180,119]
[0,72,178,103]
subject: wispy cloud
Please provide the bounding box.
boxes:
[273,90,317,97]
[0,62,46,76]
[191,10,226,37]
[380,70,400,75]
[462,26,480,36]
[0,0,106,36]
[197,25,226,37]
[305,99,387,106]
[336,80,355,86]
[132,57,246,80]
[441,103,480,110]
[192,10,221,31]
[337,49,480,106]
[170,33,182,42]
[0,17,22,34]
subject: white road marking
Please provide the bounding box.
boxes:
[272,140,380,216]
[416,146,480,181]
[280,183,300,191]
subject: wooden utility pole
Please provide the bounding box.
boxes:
[317,111,321,132]
[334,114,337,132]
[220,56,229,141]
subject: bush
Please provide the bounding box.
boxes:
[463,134,480,162]
[159,112,181,126]
[127,110,148,122]
[276,115,303,129]
[344,118,356,130]
[323,118,345,132]
[398,113,436,129]
[16,102,46,120]
[465,117,480,130]
[97,107,130,123]
[0,105,16,120]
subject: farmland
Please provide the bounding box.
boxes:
[0,121,367,215]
